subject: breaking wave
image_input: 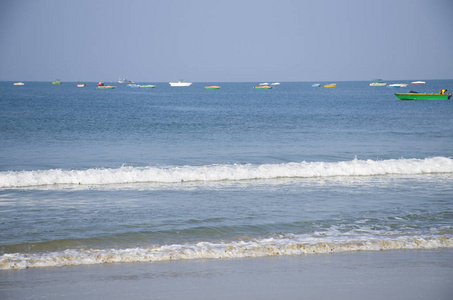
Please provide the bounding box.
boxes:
[1,157,452,188]
[1,235,452,270]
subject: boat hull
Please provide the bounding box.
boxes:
[254,86,273,89]
[97,86,116,89]
[169,82,192,87]
[139,85,155,88]
[395,93,451,100]
[370,82,386,86]
[324,84,337,88]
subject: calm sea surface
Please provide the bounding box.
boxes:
[1,80,452,269]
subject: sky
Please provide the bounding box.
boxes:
[1,0,452,82]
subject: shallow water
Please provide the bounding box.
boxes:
[1,80,452,269]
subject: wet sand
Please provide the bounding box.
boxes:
[1,249,452,300]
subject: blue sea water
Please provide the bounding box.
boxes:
[0,80,452,269]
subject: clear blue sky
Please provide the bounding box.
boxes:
[1,0,452,82]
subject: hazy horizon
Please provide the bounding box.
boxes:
[1,0,452,83]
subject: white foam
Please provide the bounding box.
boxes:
[1,235,451,270]
[1,157,452,188]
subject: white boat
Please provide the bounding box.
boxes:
[387,83,408,88]
[259,82,269,85]
[13,82,24,86]
[271,82,280,85]
[118,78,133,84]
[77,82,86,87]
[169,81,192,87]
[411,81,425,85]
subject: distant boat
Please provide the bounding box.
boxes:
[312,83,321,87]
[118,78,133,84]
[77,82,86,87]
[254,85,273,89]
[395,92,451,100]
[387,83,408,88]
[139,85,155,88]
[324,83,337,88]
[97,85,116,89]
[271,82,280,85]
[97,82,116,89]
[169,80,192,87]
[127,84,140,88]
[411,81,425,85]
[13,82,24,86]
[369,82,387,86]
[205,85,221,89]
[52,79,62,85]
[259,83,269,86]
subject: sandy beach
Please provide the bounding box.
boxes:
[1,249,452,300]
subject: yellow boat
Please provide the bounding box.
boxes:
[324,83,337,88]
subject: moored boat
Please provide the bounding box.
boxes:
[394,92,451,100]
[324,83,337,88]
[77,82,86,87]
[205,85,221,89]
[97,85,116,89]
[387,83,408,88]
[369,82,387,86]
[271,82,280,85]
[169,80,192,87]
[52,79,62,85]
[127,84,140,88]
[312,83,321,87]
[97,82,116,89]
[118,78,132,84]
[411,81,425,85]
[254,85,273,89]
[13,82,24,86]
[139,85,155,88]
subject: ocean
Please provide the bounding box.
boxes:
[1,80,452,273]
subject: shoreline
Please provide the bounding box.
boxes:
[1,249,452,300]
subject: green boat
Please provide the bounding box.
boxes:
[395,92,451,100]
[52,79,62,85]
[205,85,220,89]
[139,85,155,88]
[254,85,273,89]
[96,85,116,89]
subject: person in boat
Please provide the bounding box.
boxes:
[439,89,447,95]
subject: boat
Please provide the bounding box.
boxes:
[411,81,425,85]
[369,82,387,86]
[394,92,451,100]
[312,83,321,87]
[13,82,24,86]
[97,82,116,89]
[139,85,155,88]
[205,85,221,89]
[271,82,280,85]
[97,85,116,89]
[52,79,62,85]
[169,80,192,87]
[118,78,133,84]
[77,82,86,87]
[127,84,140,88]
[254,85,273,89]
[387,83,408,88]
[259,82,269,86]
[324,83,337,88]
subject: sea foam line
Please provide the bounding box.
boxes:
[1,236,452,270]
[0,157,452,188]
